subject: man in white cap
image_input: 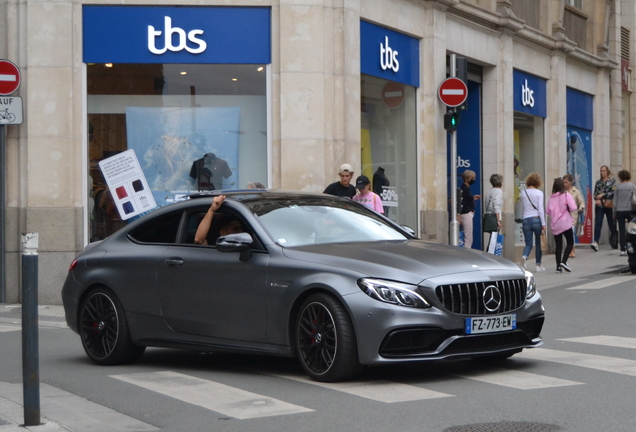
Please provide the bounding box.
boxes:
[323,163,356,198]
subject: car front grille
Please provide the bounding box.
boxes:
[433,279,526,315]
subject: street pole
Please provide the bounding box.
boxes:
[449,54,459,246]
[22,232,41,427]
[0,124,5,302]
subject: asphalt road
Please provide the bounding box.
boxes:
[1,272,636,432]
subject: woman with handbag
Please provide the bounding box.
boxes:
[546,178,577,273]
[612,170,636,256]
[563,174,584,257]
[520,172,546,272]
[592,165,617,251]
[483,174,503,254]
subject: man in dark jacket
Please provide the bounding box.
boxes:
[323,164,356,198]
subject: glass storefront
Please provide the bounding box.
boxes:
[512,70,546,250]
[360,76,417,228]
[84,6,271,242]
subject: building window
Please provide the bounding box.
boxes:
[361,75,417,230]
[87,63,267,241]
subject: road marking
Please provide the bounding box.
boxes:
[558,335,636,350]
[110,371,313,419]
[565,276,636,290]
[451,367,582,389]
[0,382,158,431]
[520,348,636,377]
[276,374,453,402]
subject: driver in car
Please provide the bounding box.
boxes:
[194,195,243,245]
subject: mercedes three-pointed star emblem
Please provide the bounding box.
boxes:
[483,285,502,312]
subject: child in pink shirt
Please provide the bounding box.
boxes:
[353,175,384,214]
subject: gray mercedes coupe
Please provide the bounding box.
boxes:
[62,190,544,382]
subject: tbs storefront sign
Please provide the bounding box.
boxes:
[83,6,271,64]
[360,21,419,87]
[513,69,546,118]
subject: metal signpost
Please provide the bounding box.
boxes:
[0,59,23,302]
[438,54,468,246]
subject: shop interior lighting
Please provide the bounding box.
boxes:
[232,78,238,81]
[104,63,113,68]
[180,71,187,75]
[257,66,264,72]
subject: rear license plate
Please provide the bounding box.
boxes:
[465,314,516,335]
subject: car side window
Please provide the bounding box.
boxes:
[182,208,262,250]
[128,212,183,244]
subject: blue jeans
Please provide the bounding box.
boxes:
[522,217,543,264]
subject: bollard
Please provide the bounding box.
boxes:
[21,232,41,426]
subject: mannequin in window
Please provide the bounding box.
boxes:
[190,153,232,190]
[373,167,390,215]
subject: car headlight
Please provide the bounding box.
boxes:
[525,270,537,298]
[628,221,636,235]
[358,278,431,309]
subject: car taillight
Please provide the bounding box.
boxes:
[68,259,78,272]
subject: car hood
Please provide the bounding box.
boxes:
[281,240,523,284]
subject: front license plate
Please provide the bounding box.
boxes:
[465,314,516,335]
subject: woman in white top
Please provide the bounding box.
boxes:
[520,172,547,272]
[484,174,503,254]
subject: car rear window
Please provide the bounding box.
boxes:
[128,212,183,244]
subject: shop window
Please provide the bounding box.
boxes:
[88,63,267,242]
[361,75,417,230]
[513,112,545,247]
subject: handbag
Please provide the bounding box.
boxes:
[603,198,613,209]
[540,232,548,251]
[483,192,499,232]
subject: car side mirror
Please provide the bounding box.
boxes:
[401,225,416,238]
[216,232,253,261]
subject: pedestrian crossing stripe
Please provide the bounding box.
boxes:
[558,335,636,350]
[449,366,582,389]
[565,276,636,290]
[276,374,453,402]
[110,371,313,419]
[520,348,636,376]
[0,325,20,333]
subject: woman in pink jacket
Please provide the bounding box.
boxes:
[546,178,577,273]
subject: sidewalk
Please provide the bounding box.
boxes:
[521,243,630,290]
[0,244,630,432]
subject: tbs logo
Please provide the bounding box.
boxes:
[148,16,207,55]
[380,36,400,73]
[521,79,535,107]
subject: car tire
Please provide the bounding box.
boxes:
[295,293,362,382]
[79,287,145,365]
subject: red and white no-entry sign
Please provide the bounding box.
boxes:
[382,81,405,109]
[438,77,467,107]
[0,60,21,96]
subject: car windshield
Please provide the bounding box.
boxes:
[245,197,408,247]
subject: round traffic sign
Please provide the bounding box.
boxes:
[382,81,405,109]
[438,77,467,107]
[0,60,21,95]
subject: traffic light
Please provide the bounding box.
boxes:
[444,112,461,131]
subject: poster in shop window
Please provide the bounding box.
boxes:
[567,127,592,244]
[126,107,240,208]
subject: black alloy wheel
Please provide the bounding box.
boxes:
[79,288,145,365]
[295,293,361,382]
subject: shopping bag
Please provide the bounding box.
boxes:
[494,233,504,256]
[540,232,548,251]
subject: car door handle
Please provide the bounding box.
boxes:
[165,258,184,267]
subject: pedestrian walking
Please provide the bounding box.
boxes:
[520,172,546,272]
[324,163,356,198]
[563,174,584,257]
[592,165,617,251]
[612,170,636,256]
[459,170,481,249]
[483,174,503,254]
[546,178,577,273]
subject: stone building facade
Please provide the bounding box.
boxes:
[0,0,634,304]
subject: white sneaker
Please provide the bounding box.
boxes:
[521,256,527,269]
[620,250,627,256]
[535,265,546,272]
[591,242,598,251]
